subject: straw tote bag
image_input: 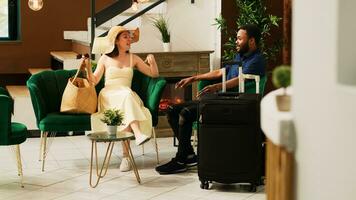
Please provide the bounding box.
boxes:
[60,58,97,114]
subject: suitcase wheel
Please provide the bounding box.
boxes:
[200,181,209,190]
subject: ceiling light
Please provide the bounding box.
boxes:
[28,0,43,11]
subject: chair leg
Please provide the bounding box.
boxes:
[152,127,159,164]
[39,131,44,161]
[15,145,24,188]
[141,128,159,164]
[41,131,48,172]
[123,140,141,184]
[40,131,57,172]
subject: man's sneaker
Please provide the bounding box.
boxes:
[155,158,187,175]
[185,154,198,167]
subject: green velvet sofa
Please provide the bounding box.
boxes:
[26,69,166,171]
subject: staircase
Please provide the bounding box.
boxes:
[58,0,167,69]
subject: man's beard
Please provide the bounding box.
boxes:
[237,42,249,54]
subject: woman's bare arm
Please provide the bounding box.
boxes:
[87,56,105,85]
[133,54,159,78]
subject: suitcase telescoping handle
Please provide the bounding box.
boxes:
[238,66,260,94]
[221,64,260,94]
[221,60,239,93]
[222,67,227,92]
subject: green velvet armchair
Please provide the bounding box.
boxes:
[0,87,28,187]
[27,69,166,171]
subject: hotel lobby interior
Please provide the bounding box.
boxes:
[0,0,355,200]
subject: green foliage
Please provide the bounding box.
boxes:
[100,108,124,126]
[213,14,227,33]
[151,15,170,43]
[214,0,282,61]
[272,65,291,88]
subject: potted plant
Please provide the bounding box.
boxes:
[214,0,282,61]
[100,108,124,135]
[151,15,171,52]
[272,65,292,111]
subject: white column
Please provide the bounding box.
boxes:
[293,0,356,199]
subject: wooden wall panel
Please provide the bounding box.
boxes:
[0,0,114,74]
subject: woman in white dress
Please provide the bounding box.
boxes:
[87,26,159,171]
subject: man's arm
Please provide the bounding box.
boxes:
[197,57,265,97]
[195,68,223,81]
[217,76,239,90]
[197,77,239,97]
[175,69,223,89]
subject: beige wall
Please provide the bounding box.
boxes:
[131,0,221,70]
[0,0,114,73]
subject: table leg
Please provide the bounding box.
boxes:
[123,140,141,184]
[89,141,115,188]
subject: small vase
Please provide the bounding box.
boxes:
[276,95,291,112]
[107,125,117,135]
[163,42,171,52]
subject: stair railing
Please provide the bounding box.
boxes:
[90,0,166,55]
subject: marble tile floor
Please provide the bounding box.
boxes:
[0,136,265,200]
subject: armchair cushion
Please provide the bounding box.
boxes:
[9,122,27,145]
[39,113,91,132]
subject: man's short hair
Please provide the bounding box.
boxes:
[238,24,261,46]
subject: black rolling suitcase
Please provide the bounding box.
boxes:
[197,92,264,191]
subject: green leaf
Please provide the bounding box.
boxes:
[151,15,170,43]
[213,14,227,31]
[218,0,282,61]
[272,65,291,88]
[100,108,124,126]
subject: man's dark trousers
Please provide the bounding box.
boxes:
[166,101,199,162]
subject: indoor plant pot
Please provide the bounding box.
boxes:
[272,65,292,112]
[151,15,171,52]
[163,42,171,52]
[276,94,291,111]
[100,108,124,135]
[106,125,118,136]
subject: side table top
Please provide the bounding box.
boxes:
[87,131,135,142]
